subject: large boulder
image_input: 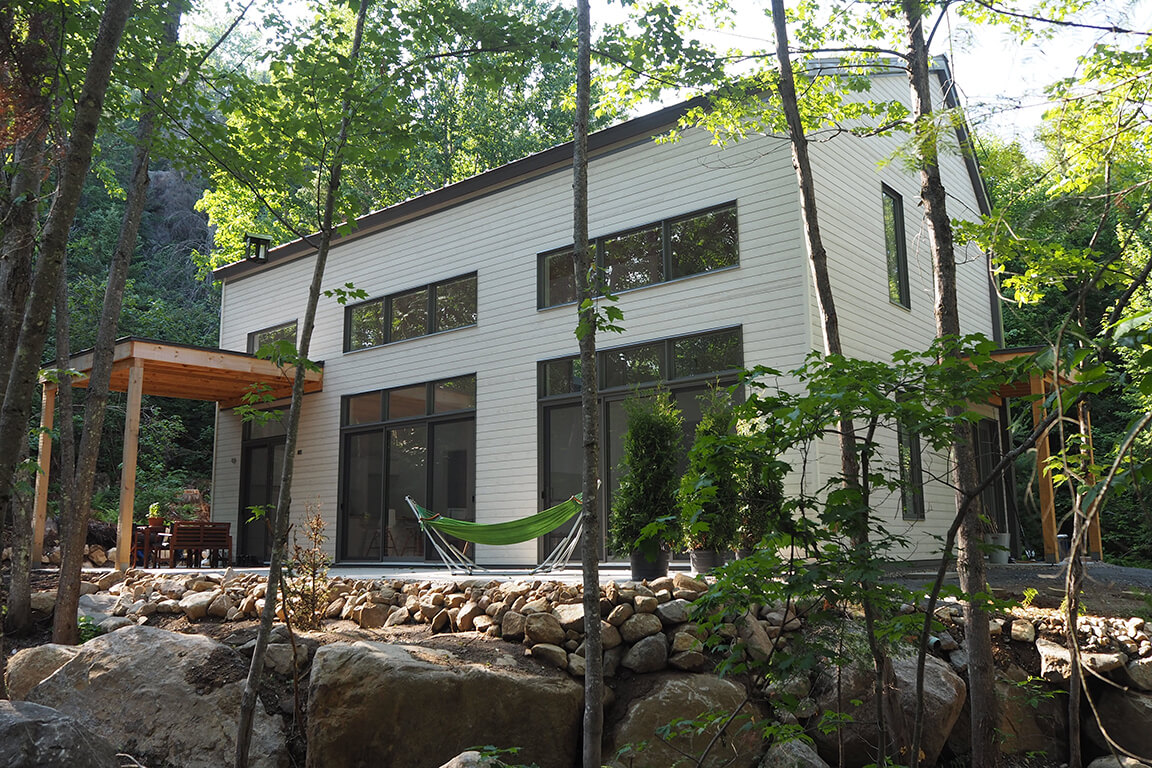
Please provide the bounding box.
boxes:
[1085,686,1152,759]
[0,700,119,768]
[758,737,831,768]
[945,665,1068,763]
[307,641,583,768]
[25,625,286,768]
[605,673,765,768]
[5,644,80,700]
[810,654,965,768]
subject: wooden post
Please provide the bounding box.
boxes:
[116,362,144,571]
[1081,401,1104,561]
[31,383,56,566]
[1031,373,1059,563]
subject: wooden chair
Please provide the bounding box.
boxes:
[133,525,169,568]
[169,521,233,568]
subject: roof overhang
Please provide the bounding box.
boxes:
[43,337,323,408]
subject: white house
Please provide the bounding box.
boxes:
[209,63,1008,567]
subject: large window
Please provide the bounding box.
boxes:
[339,375,476,561]
[248,320,297,355]
[539,203,739,308]
[345,273,477,352]
[539,327,743,558]
[882,185,910,308]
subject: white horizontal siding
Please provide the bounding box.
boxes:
[803,70,996,558]
[217,78,995,565]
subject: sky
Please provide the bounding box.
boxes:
[189,0,1152,148]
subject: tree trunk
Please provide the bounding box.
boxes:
[53,0,185,646]
[3,442,34,636]
[573,0,604,765]
[0,0,133,515]
[769,3,906,761]
[50,267,81,644]
[0,12,56,646]
[234,2,369,764]
[901,4,996,765]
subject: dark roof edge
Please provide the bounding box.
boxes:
[932,55,1003,345]
[214,95,711,283]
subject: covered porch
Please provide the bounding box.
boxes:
[989,347,1102,563]
[32,337,323,570]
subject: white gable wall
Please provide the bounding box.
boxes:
[806,70,996,559]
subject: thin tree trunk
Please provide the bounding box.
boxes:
[901,4,996,766]
[769,3,905,761]
[53,0,185,645]
[50,266,80,644]
[235,2,369,764]
[0,0,133,514]
[573,0,603,764]
[4,442,33,636]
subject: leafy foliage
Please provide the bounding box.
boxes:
[608,390,683,559]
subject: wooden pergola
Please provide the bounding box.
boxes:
[32,338,323,570]
[988,347,1102,563]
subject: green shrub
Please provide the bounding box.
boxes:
[679,387,740,551]
[609,390,683,559]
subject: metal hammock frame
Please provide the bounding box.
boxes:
[405,495,584,575]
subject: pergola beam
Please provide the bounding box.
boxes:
[31,384,55,566]
[115,361,144,571]
[1031,373,1060,563]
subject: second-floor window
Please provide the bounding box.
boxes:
[539,202,739,308]
[345,273,477,352]
[882,185,910,308]
[248,320,297,355]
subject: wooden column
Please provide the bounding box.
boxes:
[31,383,56,566]
[1081,401,1104,561]
[1031,373,1059,563]
[115,362,145,571]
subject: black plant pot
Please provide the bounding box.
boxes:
[690,548,722,575]
[629,549,669,581]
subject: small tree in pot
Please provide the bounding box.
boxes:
[679,388,739,573]
[609,390,683,580]
[735,427,786,556]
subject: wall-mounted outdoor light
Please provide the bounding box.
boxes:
[245,233,272,263]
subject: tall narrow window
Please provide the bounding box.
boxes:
[882,186,910,308]
[898,420,925,520]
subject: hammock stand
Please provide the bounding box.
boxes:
[405,495,584,575]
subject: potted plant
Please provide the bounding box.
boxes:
[609,390,683,580]
[679,388,739,574]
[734,427,785,557]
[147,502,166,528]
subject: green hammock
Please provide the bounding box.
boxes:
[405,494,583,574]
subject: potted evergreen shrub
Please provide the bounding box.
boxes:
[734,430,785,557]
[679,388,739,574]
[609,390,683,580]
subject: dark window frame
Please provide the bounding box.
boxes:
[538,326,744,399]
[247,319,298,354]
[344,272,478,353]
[897,417,925,521]
[537,202,739,309]
[537,327,744,562]
[882,185,911,309]
[337,374,477,562]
